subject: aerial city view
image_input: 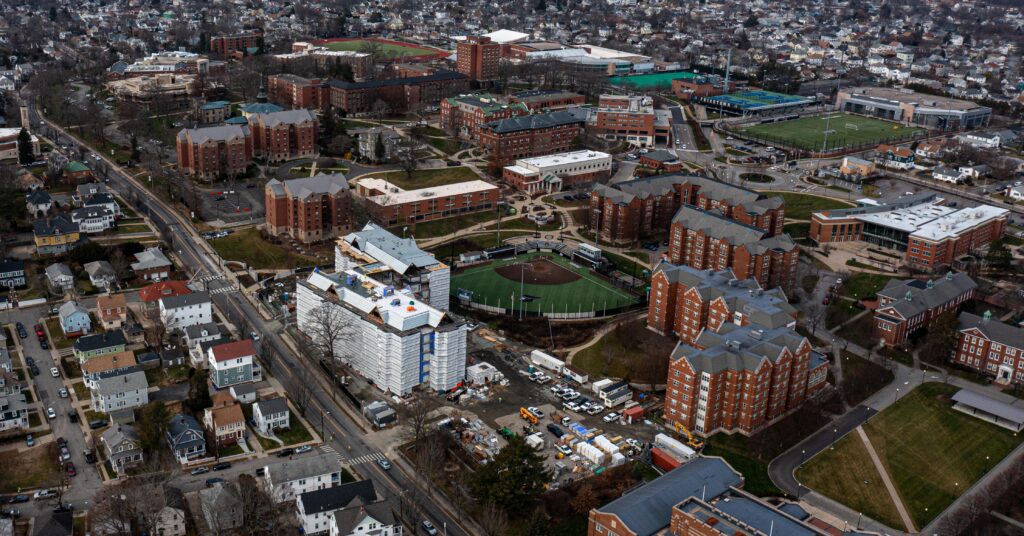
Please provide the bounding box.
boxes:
[2,0,1024,534]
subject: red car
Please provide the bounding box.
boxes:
[822,295,831,305]
[33,325,44,337]
[65,462,76,477]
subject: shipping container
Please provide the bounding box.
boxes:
[650,447,680,472]
[530,350,565,374]
[654,433,697,462]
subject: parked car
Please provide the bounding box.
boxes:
[422,521,438,535]
[46,407,56,420]
[560,416,572,426]
[84,450,96,464]
[603,412,621,423]
[190,466,210,476]
[377,458,392,471]
[527,407,545,419]
[59,446,71,462]
[33,489,54,500]
[58,388,68,398]
[15,323,27,338]
[276,448,294,458]
[295,445,312,454]
[89,419,108,429]
[212,462,231,471]
[65,462,77,477]
[39,339,49,350]
[68,411,79,423]
[205,478,224,487]
[56,437,67,449]
[255,467,266,477]
[586,405,604,416]
[1,508,20,518]
[34,325,44,337]
[50,367,59,378]
[7,495,28,504]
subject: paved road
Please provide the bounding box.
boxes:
[30,106,471,535]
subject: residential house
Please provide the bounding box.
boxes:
[229,383,258,404]
[264,452,343,502]
[154,486,188,536]
[954,311,1024,386]
[296,480,378,536]
[83,192,123,218]
[131,248,173,281]
[70,206,116,233]
[45,262,75,292]
[915,140,949,160]
[0,260,25,288]
[253,397,290,433]
[199,483,244,533]
[73,330,127,363]
[90,369,149,413]
[75,182,109,201]
[159,291,212,330]
[958,164,991,180]
[81,351,137,380]
[96,294,128,330]
[0,392,29,431]
[874,272,977,347]
[933,165,965,184]
[58,301,91,336]
[33,215,84,255]
[184,323,223,366]
[203,400,246,447]
[875,144,915,170]
[208,339,261,389]
[959,130,1017,149]
[166,413,206,464]
[329,501,400,536]
[64,161,94,185]
[1007,184,1024,202]
[139,280,192,319]
[26,189,51,216]
[84,260,118,291]
[161,348,186,368]
[101,424,144,475]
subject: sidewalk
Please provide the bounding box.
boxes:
[855,426,915,532]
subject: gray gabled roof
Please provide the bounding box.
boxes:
[267,452,338,484]
[951,389,1024,425]
[671,205,767,245]
[93,370,148,396]
[177,124,248,144]
[84,260,116,278]
[74,330,126,352]
[957,312,1022,349]
[482,109,586,134]
[102,424,140,450]
[673,322,808,374]
[166,413,204,449]
[46,263,74,280]
[131,248,172,270]
[332,501,395,534]
[160,291,211,309]
[252,108,317,127]
[59,300,88,319]
[595,457,743,536]
[877,272,976,320]
[298,480,376,515]
[254,397,289,417]
[277,173,349,199]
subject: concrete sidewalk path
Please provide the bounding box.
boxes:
[855,425,916,533]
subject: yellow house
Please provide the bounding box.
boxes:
[33,215,85,256]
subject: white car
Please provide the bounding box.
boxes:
[58,388,68,398]
[625,438,642,448]
[603,412,621,423]
[587,405,604,416]
[527,406,545,419]
[33,489,54,500]
[50,367,60,378]
[46,407,56,420]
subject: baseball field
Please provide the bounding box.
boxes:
[451,252,638,315]
[742,113,924,152]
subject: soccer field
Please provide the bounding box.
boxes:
[451,252,639,315]
[742,113,924,152]
[322,39,437,58]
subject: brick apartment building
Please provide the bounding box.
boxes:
[502,150,612,193]
[590,174,786,243]
[456,36,501,81]
[477,109,588,169]
[209,29,263,57]
[593,95,672,147]
[954,311,1024,386]
[247,109,319,163]
[327,71,469,115]
[273,42,374,80]
[508,90,586,112]
[671,75,736,100]
[809,195,1008,272]
[265,174,351,244]
[176,125,253,180]
[266,74,328,110]
[353,177,499,226]
[665,320,828,436]
[439,94,528,140]
[873,272,977,347]
[647,264,797,345]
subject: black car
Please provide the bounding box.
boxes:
[56,437,67,448]
[52,503,72,513]
[25,357,34,366]
[255,467,265,476]
[39,339,49,350]
[88,419,108,429]
[15,323,27,338]
[84,450,96,464]
[68,411,79,423]
[1,508,19,518]
[546,423,564,438]
[212,462,231,471]
[7,495,28,504]
[276,448,294,458]
[205,477,224,487]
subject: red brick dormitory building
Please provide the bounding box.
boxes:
[328,71,470,115]
[440,94,529,140]
[266,74,329,110]
[873,272,977,347]
[247,109,319,163]
[456,36,501,81]
[265,174,352,244]
[209,29,263,57]
[954,311,1024,386]
[176,125,253,180]
[478,109,588,170]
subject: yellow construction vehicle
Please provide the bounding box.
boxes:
[520,407,538,425]
[674,421,704,450]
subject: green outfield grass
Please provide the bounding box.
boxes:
[742,113,925,152]
[322,39,436,58]
[451,252,638,314]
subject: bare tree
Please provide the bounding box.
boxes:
[478,501,509,536]
[397,139,418,180]
[804,301,826,336]
[88,472,174,535]
[399,393,442,446]
[304,302,353,394]
[236,474,283,535]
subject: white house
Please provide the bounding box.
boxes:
[932,165,965,184]
[328,502,400,536]
[158,291,212,330]
[90,370,150,414]
[253,397,290,433]
[958,131,1013,149]
[958,164,991,180]
[82,192,123,218]
[296,480,379,536]
[26,190,52,216]
[264,452,342,503]
[70,207,115,233]
[184,323,223,365]
[1007,184,1024,202]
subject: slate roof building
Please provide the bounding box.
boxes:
[954,311,1024,386]
[265,174,352,244]
[873,272,976,347]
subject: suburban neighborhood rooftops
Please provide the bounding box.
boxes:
[298,479,377,515]
[74,330,126,353]
[254,397,289,416]
[210,339,256,362]
[267,452,338,483]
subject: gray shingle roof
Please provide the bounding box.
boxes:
[251,109,317,127]
[298,480,376,515]
[957,312,1022,349]
[177,124,249,144]
[74,330,126,352]
[267,452,338,484]
[131,248,172,270]
[595,457,742,536]
[254,397,289,417]
[877,272,976,319]
[482,109,586,134]
[332,501,395,534]
[160,291,211,309]
[93,370,148,396]
[276,173,349,199]
[673,323,808,374]
[671,205,767,245]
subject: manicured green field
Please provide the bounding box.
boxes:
[800,383,1024,529]
[322,39,436,58]
[450,252,638,314]
[742,113,924,151]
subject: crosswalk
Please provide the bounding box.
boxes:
[321,445,386,466]
[198,274,224,283]
[209,285,236,295]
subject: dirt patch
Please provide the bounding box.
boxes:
[494,257,580,285]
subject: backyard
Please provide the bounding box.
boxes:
[209,228,317,270]
[0,444,60,493]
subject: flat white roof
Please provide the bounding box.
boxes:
[361,179,498,206]
[856,202,956,233]
[504,165,538,177]
[911,205,1009,241]
[307,269,444,331]
[514,150,611,171]
[483,29,531,44]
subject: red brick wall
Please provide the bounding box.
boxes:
[479,122,583,169]
[368,188,499,226]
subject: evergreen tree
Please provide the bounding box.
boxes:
[137,401,170,453]
[985,239,1011,271]
[18,128,33,164]
[321,107,336,150]
[468,435,551,514]
[535,0,547,11]
[374,133,385,161]
[130,135,140,162]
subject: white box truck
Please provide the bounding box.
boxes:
[530,350,564,374]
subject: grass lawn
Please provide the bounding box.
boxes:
[0,444,61,493]
[766,192,855,220]
[28,411,41,428]
[424,137,462,154]
[797,433,904,529]
[44,317,74,350]
[482,215,561,233]
[841,273,892,300]
[838,351,895,406]
[571,318,676,381]
[322,39,437,58]
[835,312,878,350]
[785,222,810,239]
[402,210,499,239]
[218,443,244,458]
[84,408,108,425]
[742,113,925,152]
[825,296,864,329]
[703,436,784,497]
[210,228,317,270]
[358,166,480,189]
[450,252,639,314]
[277,419,315,446]
[72,381,90,401]
[116,224,152,234]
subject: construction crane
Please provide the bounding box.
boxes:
[674,421,705,450]
[519,407,538,425]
